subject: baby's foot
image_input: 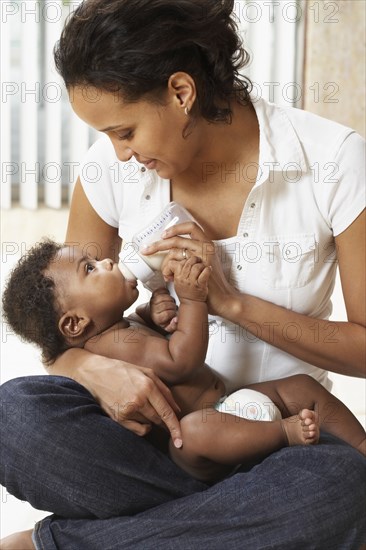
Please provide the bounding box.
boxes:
[282,409,320,447]
[0,529,35,550]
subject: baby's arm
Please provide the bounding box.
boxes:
[86,257,211,384]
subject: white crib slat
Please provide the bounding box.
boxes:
[272,7,298,107]
[44,2,63,209]
[70,115,90,164]
[68,112,90,201]
[236,1,299,108]
[0,15,12,209]
[237,1,277,104]
[19,1,39,210]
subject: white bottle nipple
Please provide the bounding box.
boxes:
[117,259,137,282]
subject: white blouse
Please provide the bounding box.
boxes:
[79,97,365,393]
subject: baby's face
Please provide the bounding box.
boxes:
[46,247,139,331]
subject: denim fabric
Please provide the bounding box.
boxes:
[1,376,365,550]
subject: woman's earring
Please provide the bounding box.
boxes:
[184,106,190,116]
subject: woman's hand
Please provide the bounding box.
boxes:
[49,350,183,448]
[81,359,183,447]
[142,222,238,317]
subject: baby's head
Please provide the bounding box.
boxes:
[2,239,139,364]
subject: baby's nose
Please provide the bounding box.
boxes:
[100,258,113,270]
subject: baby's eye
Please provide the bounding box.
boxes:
[85,262,95,274]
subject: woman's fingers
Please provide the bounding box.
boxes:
[94,363,183,446]
[142,370,183,448]
[121,418,153,436]
[116,383,183,447]
[148,370,181,414]
[142,222,216,263]
[145,238,215,262]
[143,237,190,254]
[142,220,235,317]
[145,387,183,448]
[162,221,206,240]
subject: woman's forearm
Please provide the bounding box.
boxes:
[47,348,183,443]
[220,293,366,378]
[46,348,98,387]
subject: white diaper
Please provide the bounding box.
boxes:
[215,388,282,422]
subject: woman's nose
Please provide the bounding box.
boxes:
[112,141,134,162]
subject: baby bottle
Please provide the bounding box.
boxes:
[118,202,197,291]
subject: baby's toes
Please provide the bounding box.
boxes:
[307,425,320,444]
[300,408,316,424]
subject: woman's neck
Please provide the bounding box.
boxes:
[171,100,260,240]
[186,100,259,180]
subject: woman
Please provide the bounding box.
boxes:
[1,0,365,548]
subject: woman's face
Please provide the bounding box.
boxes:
[69,85,202,179]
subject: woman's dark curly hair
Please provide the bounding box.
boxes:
[2,239,68,365]
[54,0,252,124]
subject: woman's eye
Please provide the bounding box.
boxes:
[85,263,95,274]
[116,131,133,141]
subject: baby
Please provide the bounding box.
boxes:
[3,239,365,482]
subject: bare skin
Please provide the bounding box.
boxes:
[5,72,363,548]
[169,410,320,483]
[168,374,366,483]
[48,80,365,449]
[41,249,365,479]
[6,243,366,484]
[48,77,264,434]
[284,409,320,445]
[49,77,365,444]
[145,210,366,379]
[0,530,34,550]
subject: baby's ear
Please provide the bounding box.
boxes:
[58,312,91,342]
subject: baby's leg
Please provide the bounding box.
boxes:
[169,408,310,483]
[247,374,366,456]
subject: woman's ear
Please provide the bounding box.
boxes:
[58,312,91,343]
[168,72,197,113]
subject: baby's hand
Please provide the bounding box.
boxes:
[169,256,211,302]
[150,288,178,333]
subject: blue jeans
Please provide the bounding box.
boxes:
[1,376,365,549]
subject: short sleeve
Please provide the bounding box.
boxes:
[79,135,121,228]
[321,131,366,236]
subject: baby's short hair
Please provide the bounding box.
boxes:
[2,239,68,364]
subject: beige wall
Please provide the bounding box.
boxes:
[303,0,365,137]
